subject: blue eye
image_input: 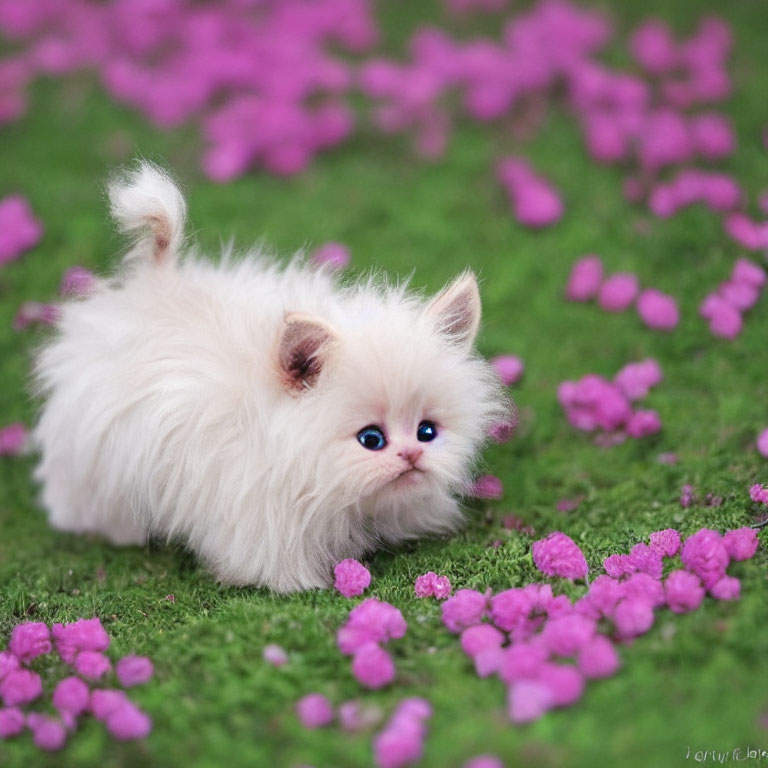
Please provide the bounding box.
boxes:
[417,420,438,442]
[357,425,387,451]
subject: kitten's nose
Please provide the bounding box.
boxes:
[398,448,423,467]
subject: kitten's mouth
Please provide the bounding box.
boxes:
[391,467,425,486]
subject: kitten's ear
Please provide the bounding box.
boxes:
[277,313,336,393]
[425,270,481,349]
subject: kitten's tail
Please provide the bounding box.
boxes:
[108,161,187,265]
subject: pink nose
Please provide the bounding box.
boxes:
[398,448,423,466]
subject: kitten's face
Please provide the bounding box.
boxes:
[278,272,508,516]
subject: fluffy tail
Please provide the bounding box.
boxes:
[108,162,187,264]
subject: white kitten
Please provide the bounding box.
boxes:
[32,163,510,592]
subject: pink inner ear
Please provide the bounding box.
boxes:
[279,318,333,391]
[428,274,481,348]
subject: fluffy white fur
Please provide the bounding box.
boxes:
[32,163,510,592]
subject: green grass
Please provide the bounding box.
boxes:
[2,1,768,766]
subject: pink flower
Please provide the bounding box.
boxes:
[296,693,333,729]
[565,255,603,301]
[539,663,585,707]
[612,598,654,638]
[539,613,596,657]
[30,716,67,751]
[757,429,768,459]
[690,113,735,159]
[115,655,154,687]
[531,532,588,581]
[649,529,681,557]
[13,300,61,330]
[0,423,27,456]
[414,572,451,599]
[598,273,639,312]
[74,651,111,680]
[680,484,695,508]
[441,589,488,633]
[0,194,43,265]
[338,700,382,732]
[498,158,563,228]
[636,289,679,331]
[750,484,768,505]
[498,643,548,684]
[732,258,766,288]
[470,474,503,499]
[680,529,729,589]
[352,643,395,689]
[8,621,51,662]
[346,598,407,644]
[262,644,288,667]
[602,553,635,579]
[577,635,620,679]
[52,676,89,716]
[59,265,95,297]
[723,528,758,561]
[105,701,152,741]
[464,757,504,768]
[90,689,129,721]
[373,698,431,768]
[627,544,663,580]
[626,410,662,438]
[579,575,623,619]
[490,588,533,632]
[53,618,110,665]
[0,706,25,738]
[311,242,350,270]
[507,680,553,723]
[334,559,371,598]
[613,359,662,400]
[629,19,678,74]
[664,570,705,613]
[474,646,506,677]
[710,575,740,601]
[620,572,664,607]
[0,668,42,706]
[491,355,524,386]
[0,651,20,681]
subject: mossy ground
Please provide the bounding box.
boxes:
[1,1,767,766]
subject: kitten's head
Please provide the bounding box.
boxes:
[276,270,511,542]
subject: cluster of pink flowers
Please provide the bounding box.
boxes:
[0,423,27,456]
[565,255,679,331]
[0,0,377,179]
[336,598,407,689]
[296,693,383,732]
[0,194,42,265]
[497,157,563,228]
[437,524,759,724]
[649,169,741,218]
[334,558,372,598]
[699,258,766,340]
[558,359,662,441]
[413,572,452,599]
[0,617,153,751]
